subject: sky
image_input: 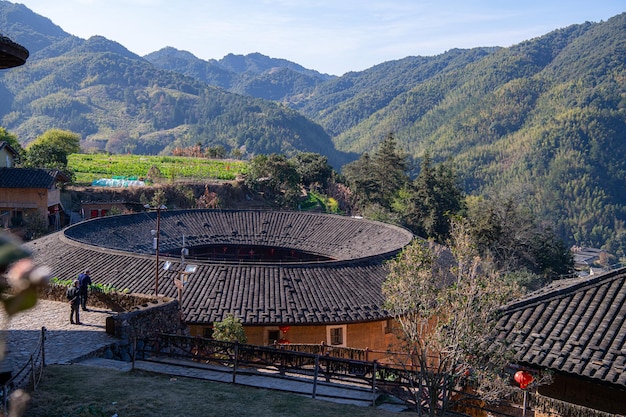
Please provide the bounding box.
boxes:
[13,0,626,76]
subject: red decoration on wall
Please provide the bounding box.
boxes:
[514,370,533,389]
[279,325,290,333]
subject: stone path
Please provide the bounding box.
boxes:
[1,299,118,369]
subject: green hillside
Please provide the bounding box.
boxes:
[1,1,625,252]
[0,2,352,168]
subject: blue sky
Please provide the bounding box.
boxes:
[14,0,626,75]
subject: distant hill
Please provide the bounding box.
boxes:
[0,2,353,168]
[1,1,626,252]
[144,48,334,102]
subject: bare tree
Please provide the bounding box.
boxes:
[383,219,519,416]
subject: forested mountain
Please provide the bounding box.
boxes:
[144,48,334,102]
[146,13,626,252]
[0,2,352,168]
[1,0,625,252]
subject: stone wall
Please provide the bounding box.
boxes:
[39,284,187,340]
[105,298,185,340]
[38,284,163,312]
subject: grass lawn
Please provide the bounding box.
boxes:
[23,365,412,417]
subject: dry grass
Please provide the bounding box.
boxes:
[23,365,411,417]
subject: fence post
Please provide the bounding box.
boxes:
[2,384,7,417]
[30,354,35,390]
[279,347,286,376]
[371,360,378,407]
[41,327,46,367]
[232,342,238,384]
[312,354,319,399]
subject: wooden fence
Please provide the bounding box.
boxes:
[133,333,417,406]
[133,334,525,416]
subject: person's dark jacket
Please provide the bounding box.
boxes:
[67,286,80,306]
[78,273,91,293]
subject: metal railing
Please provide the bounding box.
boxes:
[1,327,46,416]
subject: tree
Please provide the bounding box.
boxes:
[401,153,465,242]
[23,143,68,170]
[382,219,519,416]
[206,145,227,159]
[465,192,573,285]
[245,154,301,207]
[150,189,167,208]
[343,133,410,211]
[212,314,247,343]
[27,129,80,155]
[291,152,333,189]
[342,152,378,208]
[372,133,410,206]
[23,129,80,176]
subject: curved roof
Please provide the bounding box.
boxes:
[26,210,414,326]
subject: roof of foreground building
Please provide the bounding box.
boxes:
[495,267,626,388]
[25,210,414,326]
[0,34,28,69]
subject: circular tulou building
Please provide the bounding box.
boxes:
[26,210,413,349]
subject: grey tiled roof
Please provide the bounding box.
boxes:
[25,210,414,326]
[495,268,626,387]
[0,168,65,188]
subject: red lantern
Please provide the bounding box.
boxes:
[279,325,290,334]
[277,338,290,344]
[514,370,533,389]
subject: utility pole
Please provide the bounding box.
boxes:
[147,203,166,296]
[155,206,161,296]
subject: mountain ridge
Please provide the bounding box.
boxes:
[1,1,625,252]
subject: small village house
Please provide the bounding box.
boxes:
[0,141,18,168]
[0,166,69,232]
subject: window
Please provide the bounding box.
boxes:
[267,330,280,345]
[326,325,347,347]
[11,210,23,227]
[385,319,393,334]
[203,327,213,339]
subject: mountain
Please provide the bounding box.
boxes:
[0,1,352,168]
[138,14,626,254]
[1,1,626,252]
[144,48,334,102]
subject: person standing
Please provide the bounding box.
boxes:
[67,280,81,325]
[77,269,92,311]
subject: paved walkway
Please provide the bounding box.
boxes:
[1,300,118,369]
[0,300,408,412]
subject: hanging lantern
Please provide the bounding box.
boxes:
[279,325,290,334]
[277,338,290,344]
[514,370,533,389]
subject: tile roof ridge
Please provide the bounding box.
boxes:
[499,267,626,313]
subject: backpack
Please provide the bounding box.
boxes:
[67,287,78,302]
